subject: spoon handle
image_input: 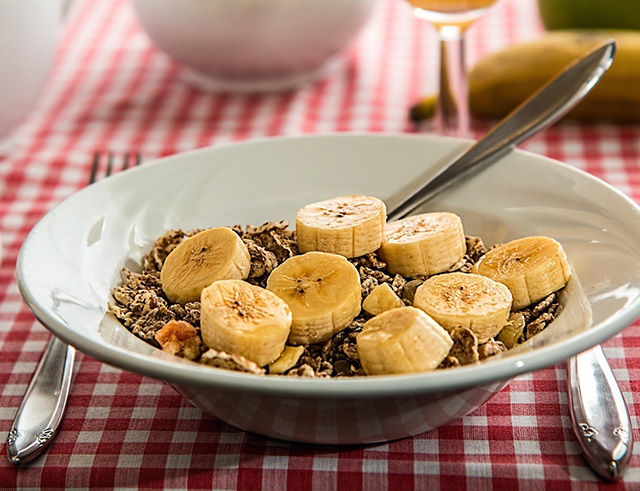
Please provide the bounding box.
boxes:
[388,40,616,221]
[5,335,75,465]
[567,346,632,481]
[386,39,632,480]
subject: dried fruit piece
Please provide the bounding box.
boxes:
[155,320,202,360]
[401,279,424,304]
[497,312,526,348]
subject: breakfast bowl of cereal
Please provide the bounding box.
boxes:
[17,134,640,444]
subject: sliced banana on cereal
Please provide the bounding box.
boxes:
[413,272,512,343]
[296,195,386,258]
[266,251,361,345]
[473,236,571,310]
[362,283,405,316]
[200,279,292,367]
[269,345,305,375]
[356,307,453,375]
[380,212,466,278]
[161,227,251,304]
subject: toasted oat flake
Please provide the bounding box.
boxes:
[287,364,318,378]
[199,348,265,375]
[448,327,480,366]
[438,356,461,369]
[232,221,298,287]
[516,293,560,340]
[478,340,508,360]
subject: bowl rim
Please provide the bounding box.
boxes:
[17,133,640,398]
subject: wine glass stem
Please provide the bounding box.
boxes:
[436,25,469,137]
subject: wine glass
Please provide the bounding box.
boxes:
[409,0,498,136]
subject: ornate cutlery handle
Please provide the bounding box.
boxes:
[567,346,632,481]
[6,334,75,465]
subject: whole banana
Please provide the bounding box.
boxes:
[411,30,640,124]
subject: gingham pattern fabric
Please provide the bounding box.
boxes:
[1,0,639,488]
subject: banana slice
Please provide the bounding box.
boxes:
[362,283,405,316]
[356,307,453,375]
[473,236,571,310]
[200,280,292,367]
[380,212,466,278]
[296,195,386,258]
[161,227,251,304]
[413,272,512,343]
[269,345,305,375]
[266,251,361,345]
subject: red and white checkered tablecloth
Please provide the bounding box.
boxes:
[1,0,640,488]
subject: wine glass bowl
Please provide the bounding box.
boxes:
[406,0,498,136]
[410,0,497,26]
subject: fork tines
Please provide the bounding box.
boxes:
[90,151,142,184]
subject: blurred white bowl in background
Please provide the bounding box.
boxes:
[0,0,59,144]
[131,0,379,92]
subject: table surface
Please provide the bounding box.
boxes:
[1,0,640,489]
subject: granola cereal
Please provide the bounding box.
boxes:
[232,221,298,287]
[200,348,264,375]
[438,356,462,369]
[478,339,508,360]
[448,327,480,366]
[109,222,563,378]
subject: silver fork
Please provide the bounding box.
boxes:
[6,152,142,465]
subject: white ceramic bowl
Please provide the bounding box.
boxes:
[131,0,379,92]
[17,135,640,444]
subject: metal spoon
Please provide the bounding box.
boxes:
[388,40,632,481]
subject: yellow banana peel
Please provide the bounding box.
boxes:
[411,30,640,124]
